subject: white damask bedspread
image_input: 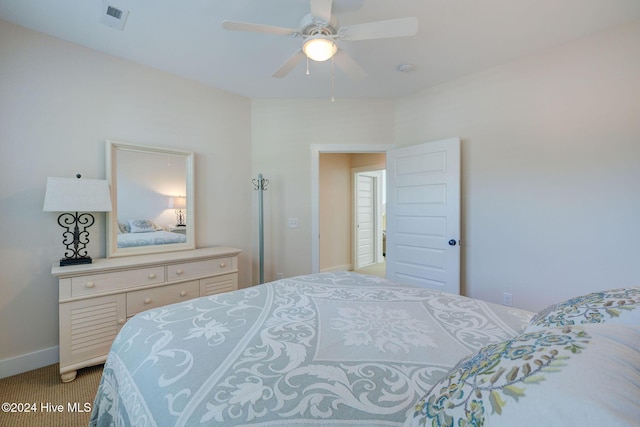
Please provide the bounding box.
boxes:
[117,230,187,248]
[89,272,533,427]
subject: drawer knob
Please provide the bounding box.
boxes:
[176,269,184,275]
[85,282,95,288]
[144,298,152,304]
[148,273,157,279]
[180,291,187,297]
[118,319,125,325]
[220,262,226,268]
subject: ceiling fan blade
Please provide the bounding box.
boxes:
[338,17,418,41]
[222,20,297,37]
[310,0,333,24]
[332,50,367,80]
[272,50,306,78]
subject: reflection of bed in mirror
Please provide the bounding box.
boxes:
[116,230,187,248]
[115,219,186,248]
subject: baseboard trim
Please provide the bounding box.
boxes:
[0,346,59,379]
[320,264,352,273]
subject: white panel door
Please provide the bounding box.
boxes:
[356,173,376,268]
[386,138,461,294]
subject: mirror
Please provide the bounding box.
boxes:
[106,140,195,257]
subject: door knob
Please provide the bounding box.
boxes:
[448,239,457,246]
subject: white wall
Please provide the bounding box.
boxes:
[0,21,253,376]
[251,99,395,282]
[395,21,640,311]
[251,21,640,307]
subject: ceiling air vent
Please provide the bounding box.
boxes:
[100,2,129,31]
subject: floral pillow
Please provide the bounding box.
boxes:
[127,219,156,233]
[526,287,640,331]
[405,323,640,427]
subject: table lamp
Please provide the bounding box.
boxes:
[43,174,112,266]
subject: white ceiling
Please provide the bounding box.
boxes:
[1,0,639,99]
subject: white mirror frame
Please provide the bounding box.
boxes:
[106,140,195,257]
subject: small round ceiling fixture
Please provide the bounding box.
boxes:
[396,64,416,73]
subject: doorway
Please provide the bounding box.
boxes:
[311,138,461,294]
[312,144,393,274]
[353,169,385,274]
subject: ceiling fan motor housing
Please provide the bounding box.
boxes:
[300,13,338,37]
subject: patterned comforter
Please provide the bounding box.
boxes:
[89,272,532,427]
[117,230,187,248]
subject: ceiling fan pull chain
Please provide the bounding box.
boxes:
[306,56,310,76]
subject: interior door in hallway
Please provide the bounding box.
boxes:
[355,173,376,269]
[385,138,461,294]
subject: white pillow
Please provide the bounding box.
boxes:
[127,219,156,233]
[405,323,640,427]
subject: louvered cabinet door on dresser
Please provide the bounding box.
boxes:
[53,246,241,382]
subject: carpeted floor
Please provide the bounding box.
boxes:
[0,363,103,427]
[355,260,386,278]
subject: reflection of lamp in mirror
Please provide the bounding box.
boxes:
[43,174,112,266]
[169,195,186,227]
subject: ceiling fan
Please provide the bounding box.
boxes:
[222,0,418,79]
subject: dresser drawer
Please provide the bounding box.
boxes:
[127,280,200,316]
[71,267,165,297]
[167,257,234,282]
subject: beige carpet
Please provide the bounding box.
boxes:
[355,260,386,278]
[0,364,102,427]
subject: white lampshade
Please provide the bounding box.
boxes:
[169,196,187,209]
[43,177,112,212]
[303,35,337,62]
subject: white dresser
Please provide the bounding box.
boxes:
[52,246,241,382]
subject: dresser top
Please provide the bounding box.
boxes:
[52,246,242,278]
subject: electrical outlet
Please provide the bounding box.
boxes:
[287,218,299,228]
[276,273,283,280]
[502,292,513,307]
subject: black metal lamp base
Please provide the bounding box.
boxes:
[60,256,92,267]
[175,209,186,228]
[56,211,96,267]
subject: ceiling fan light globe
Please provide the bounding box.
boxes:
[303,36,337,62]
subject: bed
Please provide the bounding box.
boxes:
[89,272,640,427]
